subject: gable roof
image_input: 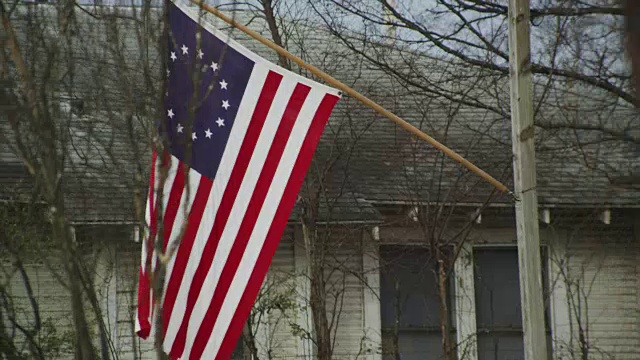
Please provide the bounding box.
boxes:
[1,3,638,224]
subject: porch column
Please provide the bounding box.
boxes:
[294,226,314,359]
[362,226,382,360]
[454,241,478,360]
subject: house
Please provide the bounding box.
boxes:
[1,2,639,360]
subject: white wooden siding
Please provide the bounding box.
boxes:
[324,229,365,359]
[558,224,640,359]
[5,221,638,360]
[287,226,368,360]
[2,260,75,359]
[260,227,299,358]
[114,235,156,359]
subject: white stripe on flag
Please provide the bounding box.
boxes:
[162,167,201,293]
[138,153,158,285]
[181,75,299,357]
[199,88,325,357]
[151,156,180,274]
[162,65,270,351]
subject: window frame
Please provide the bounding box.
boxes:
[471,244,553,360]
[378,244,457,359]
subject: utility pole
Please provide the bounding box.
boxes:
[507,0,548,359]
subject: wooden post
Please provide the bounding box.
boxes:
[507,0,548,359]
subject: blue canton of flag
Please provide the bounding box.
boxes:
[164,7,254,179]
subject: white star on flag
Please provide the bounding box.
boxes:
[170,52,177,61]
[210,61,218,71]
[205,128,213,138]
[181,44,189,55]
[176,123,184,133]
[221,100,230,110]
[216,117,225,127]
[168,108,175,118]
[192,131,197,141]
[198,49,204,59]
[219,79,228,90]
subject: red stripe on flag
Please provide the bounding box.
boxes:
[150,152,172,322]
[137,150,158,338]
[162,161,186,252]
[169,70,283,359]
[150,160,186,324]
[215,94,339,360]
[162,175,213,336]
[148,150,158,265]
[189,83,312,358]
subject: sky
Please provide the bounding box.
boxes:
[57,0,627,80]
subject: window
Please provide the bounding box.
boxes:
[380,245,454,360]
[231,336,245,360]
[473,248,551,360]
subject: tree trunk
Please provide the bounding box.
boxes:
[436,255,452,360]
[392,279,401,360]
[261,0,290,70]
[625,0,640,103]
[303,220,332,360]
[152,262,170,360]
[309,263,331,360]
[0,303,21,360]
[245,316,260,360]
[52,211,96,359]
[69,262,96,359]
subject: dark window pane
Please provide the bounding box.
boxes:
[380,246,441,328]
[474,247,551,360]
[477,334,524,360]
[382,330,446,360]
[474,249,523,330]
[477,333,554,360]
[230,327,248,359]
[231,337,244,360]
[379,246,455,360]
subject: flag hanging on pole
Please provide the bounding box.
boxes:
[135,1,341,358]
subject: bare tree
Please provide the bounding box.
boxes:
[0,200,48,359]
[308,0,640,189]
[1,1,106,356]
[241,266,299,359]
[372,85,509,359]
[0,0,165,357]
[316,1,632,103]
[297,10,638,359]
[623,0,640,100]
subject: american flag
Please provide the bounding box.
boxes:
[135,1,340,358]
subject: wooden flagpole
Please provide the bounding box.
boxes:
[189,0,512,195]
